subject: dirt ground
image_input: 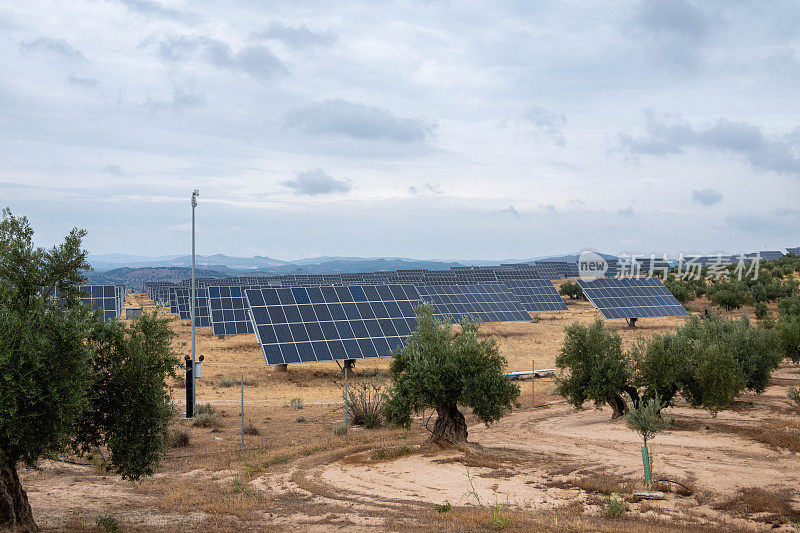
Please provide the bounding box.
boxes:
[19,290,800,531]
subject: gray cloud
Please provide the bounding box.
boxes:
[119,0,190,20]
[630,0,718,70]
[158,35,286,79]
[144,86,203,112]
[66,74,98,87]
[619,112,800,176]
[617,206,635,218]
[101,164,123,176]
[726,207,800,234]
[522,105,567,146]
[498,205,520,219]
[282,99,434,143]
[251,23,337,49]
[538,203,556,214]
[408,183,441,196]
[692,188,722,206]
[281,168,352,196]
[19,37,86,61]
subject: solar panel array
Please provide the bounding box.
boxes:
[208,286,256,336]
[175,287,211,326]
[576,277,687,319]
[245,285,422,365]
[503,279,568,311]
[787,247,800,256]
[416,283,531,323]
[77,285,126,322]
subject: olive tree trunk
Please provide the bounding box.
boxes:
[607,395,628,419]
[0,450,37,532]
[430,404,468,444]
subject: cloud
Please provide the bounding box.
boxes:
[408,183,442,196]
[66,74,98,87]
[538,203,556,214]
[281,168,353,196]
[521,105,567,146]
[144,86,203,112]
[568,198,587,208]
[118,0,190,20]
[726,207,800,234]
[101,164,123,176]
[498,205,520,219]
[618,112,800,176]
[19,37,86,61]
[282,99,434,142]
[692,188,722,206]
[251,23,337,49]
[617,206,635,218]
[629,0,718,70]
[158,35,286,79]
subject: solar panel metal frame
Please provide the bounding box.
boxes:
[576,277,687,319]
[245,284,423,366]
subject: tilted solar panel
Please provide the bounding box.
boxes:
[77,285,120,322]
[576,277,687,319]
[502,279,568,312]
[416,283,531,323]
[208,285,258,335]
[246,284,423,365]
[787,247,800,256]
[175,287,211,327]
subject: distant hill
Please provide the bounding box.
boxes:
[88,254,288,272]
[84,266,233,288]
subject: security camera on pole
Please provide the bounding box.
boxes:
[188,189,199,417]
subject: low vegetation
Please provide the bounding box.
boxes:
[345,380,386,428]
[558,280,584,300]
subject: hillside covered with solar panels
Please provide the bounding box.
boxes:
[136,247,797,367]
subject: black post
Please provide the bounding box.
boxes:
[185,355,193,418]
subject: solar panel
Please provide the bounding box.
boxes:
[787,247,800,256]
[749,251,784,261]
[77,285,121,322]
[208,285,259,335]
[502,279,568,312]
[416,283,531,323]
[175,287,211,327]
[576,277,687,319]
[245,284,423,365]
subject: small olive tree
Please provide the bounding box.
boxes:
[625,395,672,487]
[383,304,519,444]
[559,280,584,300]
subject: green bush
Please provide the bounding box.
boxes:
[345,380,386,428]
[603,493,627,517]
[754,301,770,319]
[559,280,584,300]
[775,315,800,363]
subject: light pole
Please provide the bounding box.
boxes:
[190,189,199,417]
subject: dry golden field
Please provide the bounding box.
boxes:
[19,288,800,531]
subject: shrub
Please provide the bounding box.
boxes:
[789,381,800,415]
[754,301,770,319]
[559,280,584,300]
[603,493,627,517]
[775,315,800,363]
[778,295,800,317]
[345,380,386,428]
[97,515,119,532]
[290,398,304,410]
[166,429,190,448]
[218,376,249,388]
[295,415,306,423]
[243,422,259,436]
[435,502,451,513]
[191,405,220,428]
[383,304,519,444]
[333,422,347,436]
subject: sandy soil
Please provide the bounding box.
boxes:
[18,291,800,532]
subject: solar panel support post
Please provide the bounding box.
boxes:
[627,317,638,328]
[184,355,193,418]
[532,358,535,408]
[190,189,199,418]
[343,363,349,435]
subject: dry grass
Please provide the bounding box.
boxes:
[713,487,800,523]
[550,468,634,496]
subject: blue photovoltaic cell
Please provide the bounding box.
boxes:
[416,283,531,323]
[246,284,423,365]
[576,277,687,319]
[502,279,568,312]
[77,284,121,322]
[208,285,259,336]
[175,287,211,327]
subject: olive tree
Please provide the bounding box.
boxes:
[383,304,519,444]
[0,209,178,531]
[556,316,782,419]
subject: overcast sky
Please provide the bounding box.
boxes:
[2,0,799,261]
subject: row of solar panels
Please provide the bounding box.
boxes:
[49,284,127,322]
[157,277,686,366]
